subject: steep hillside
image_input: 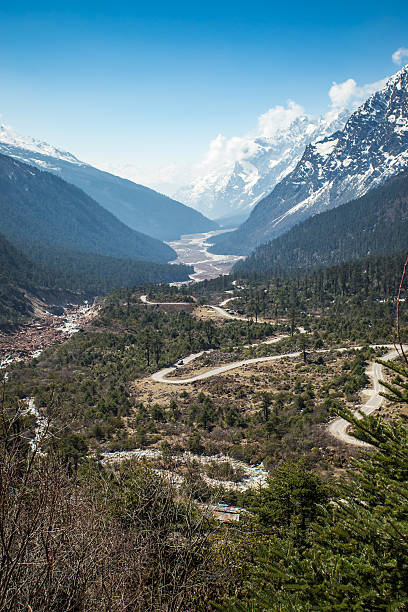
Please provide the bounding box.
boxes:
[0,233,50,327]
[0,153,176,263]
[233,171,408,278]
[0,125,218,240]
[0,232,192,328]
[25,242,193,293]
[211,65,408,255]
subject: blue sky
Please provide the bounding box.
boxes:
[1,0,408,190]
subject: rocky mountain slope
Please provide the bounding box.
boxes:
[0,153,175,263]
[211,65,408,255]
[178,110,349,218]
[0,125,217,241]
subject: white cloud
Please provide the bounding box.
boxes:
[392,47,408,66]
[258,100,305,138]
[328,78,358,108]
[95,72,390,195]
[329,76,388,109]
[200,133,257,174]
[196,100,306,178]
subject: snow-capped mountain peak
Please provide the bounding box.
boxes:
[177,107,351,218]
[210,64,408,253]
[0,123,82,166]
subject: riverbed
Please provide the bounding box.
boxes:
[167,229,245,281]
[0,302,98,371]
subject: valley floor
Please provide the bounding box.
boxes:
[167,229,245,281]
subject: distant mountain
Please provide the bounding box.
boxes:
[211,65,408,255]
[216,211,251,229]
[233,171,408,278]
[177,109,349,218]
[0,152,176,264]
[0,125,218,241]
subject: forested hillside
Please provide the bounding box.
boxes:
[0,233,45,326]
[234,171,408,277]
[0,153,176,264]
[25,242,193,293]
[232,251,406,317]
[0,233,192,328]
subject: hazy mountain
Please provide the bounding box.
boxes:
[0,125,218,241]
[0,153,175,263]
[177,109,349,218]
[211,65,408,255]
[233,171,408,277]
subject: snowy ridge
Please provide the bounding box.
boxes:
[0,124,82,166]
[0,123,217,241]
[232,64,408,249]
[177,110,350,218]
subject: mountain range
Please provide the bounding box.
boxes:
[177,109,350,219]
[210,65,408,255]
[0,124,217,241]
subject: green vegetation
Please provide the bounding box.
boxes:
[0,399,231,611]
[203,460,246,483]
[24,242,193,293]
[230,252,408,344]
[4,282,382,483]
[222,369,408,610]
[5,289,277,454]
[0,233,192,328]
[2,354,408,610]
[145,285,195,302]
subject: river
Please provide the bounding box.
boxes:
[167,229,245,281]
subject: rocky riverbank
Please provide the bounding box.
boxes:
[0,301,99,370]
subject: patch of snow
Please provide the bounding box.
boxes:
[0,123,83,165]
[314,138,338,157]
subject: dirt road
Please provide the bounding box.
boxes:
[151,342,402,447]
[328,348,399,447]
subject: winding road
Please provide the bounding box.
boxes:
[155,346,401,446]
[141,294,257,321]
[151,342,401,447]
[328,348,399,447]
[153,349,304,384]
[140,294,402,447]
